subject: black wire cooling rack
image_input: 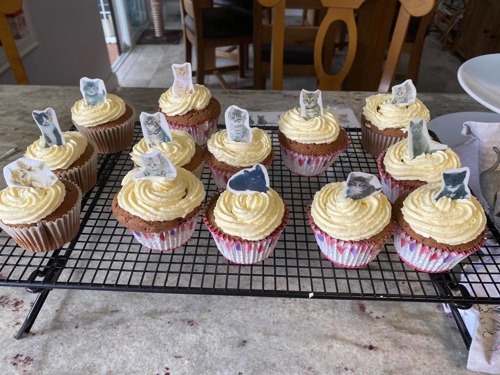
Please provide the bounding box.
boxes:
[0,124,499,305]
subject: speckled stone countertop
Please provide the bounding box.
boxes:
[0,85,490,374]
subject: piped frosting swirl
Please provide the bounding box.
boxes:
[71,94,126,127]
[279,108,340,144]
[159,84,211,116]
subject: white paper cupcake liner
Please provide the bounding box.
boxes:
[130,209,200,251]
[394,227,485,273]
[0,181,82,252]
[55,144,98,195]
[361,122,405,157]
[169,117,219,146]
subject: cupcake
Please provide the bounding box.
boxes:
[27,108,98,194]
[361,79,430,157]
[0,158,82,252]
[278,89,348,176]
[130,111,205,179]
[71,77,136,154]
[393,167,487,273]
[112,150,205,251]
[377,118,461,203]
[308,172,395,268]
[203,164,288,264]
[158,63,220,146]
[206,105,273,189]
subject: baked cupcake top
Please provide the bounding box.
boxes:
[311,177,391,241]
[402,182,486,245]
[131,129,196,167]
[159,84,211,116]
[118,163,205,222]
[207,128,272,167]
[383,139,461,183]
[26,131,88,170]
[279,108,340,144]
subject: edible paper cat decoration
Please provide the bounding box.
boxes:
[80,77,107,106]
[433,167,471,201]
[407,118,447,159]
[227,164,270,194]
[4,158,58,189]
[343,172,382,200]
[391,79,416,107]
[300,89,324,120]
[172,62,194,97]
[134,150,177,180]
[139,111,173,148]
[32,107,65,148]
[225,105,252,143]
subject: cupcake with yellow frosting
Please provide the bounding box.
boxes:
[393,168,486,273]
[112,150,206,251]
[206,105,273,189]
[278,90,348,176]
[159,63,220,146]
[71,77,135,154]
[361,80,430,157]
[377,120,461,203]
[0,158,82,252]
[308,172,395,268]
[203,164,288,264]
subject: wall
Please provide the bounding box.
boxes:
[0,0,114,86]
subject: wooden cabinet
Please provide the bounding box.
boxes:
[453,0,500,59]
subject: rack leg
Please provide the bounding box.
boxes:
[14,289,51,339]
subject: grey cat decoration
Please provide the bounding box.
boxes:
[391,79,417,107]
[32,107,66,148]
[343,172,382,200]
[407,118,447,159]
[433,167,471,201]
[4,158,58,189]
[139,112,173,148]
[479,146,500,210]
[134,150,177,180]
[225,105,252,143]
[79,77,106,106]
[172,62,194,97]
[300,89,324,120]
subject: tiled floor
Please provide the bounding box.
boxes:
[114,2,465,93]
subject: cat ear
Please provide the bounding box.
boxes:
[343,172,382,200]
[433,167,471,201]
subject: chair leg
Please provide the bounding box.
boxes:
[195,44,205,85]
[238,44,245,78]
[185,37,192,63]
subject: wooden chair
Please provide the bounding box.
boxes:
[180,0,253,87]
[0,0,28,84]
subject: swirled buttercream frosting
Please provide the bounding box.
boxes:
[71,94,126,127]
[279,108,340,144]
[311,182,391,241]
[207,129,272,167]
[159,84,211,116]
[0,180,66,225]
[131,130,196,167]
[363,94,430,132]
[402,184,486,245]
[25,131,88,170]
[214,189,285,241]
[384,140,461,183]
[118,168,205,221]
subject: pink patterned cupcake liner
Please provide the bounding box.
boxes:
[168,117,219,146]
[130,209,200,251]
[377,150,418,203]
[279,129,349,176]
[308,209,395,268]
[55,145,98,195]
[361,122,405,158]
[203,202,288,265]
[394,227,486,273]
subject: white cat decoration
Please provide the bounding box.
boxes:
[433,167,471,201]
[407,118,447,159]
[134,150,177,180]
[32,107,66,148]
[80,77,107,106]
[139,112,173,148]
[300,89,324,120]
[391,79,417,107]
[171,62,194,97]
[343,172,382,200]
[225,105,252,143]
[4,158,58,189]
